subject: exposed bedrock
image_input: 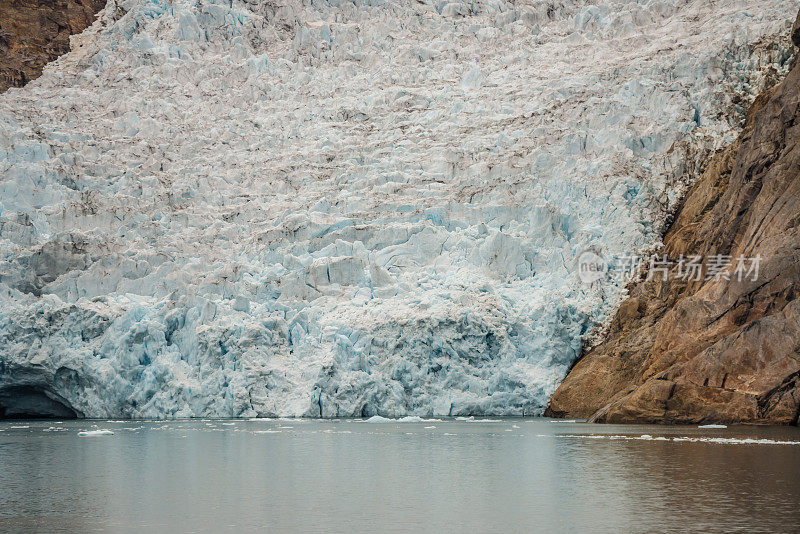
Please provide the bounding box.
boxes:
[0,0,107,93]
[547,11,800,425]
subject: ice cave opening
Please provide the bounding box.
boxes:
[0,386,80,419]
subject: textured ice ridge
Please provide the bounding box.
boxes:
[0,0,795,417]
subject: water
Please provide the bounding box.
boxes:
[1,418,799,533]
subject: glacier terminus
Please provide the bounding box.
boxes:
[0,0,796,418]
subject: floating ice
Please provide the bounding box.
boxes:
[363,415,393,423]
[553,434,800,445]
[78,429,115,436]
[0,0,795,418]
[397,416,425,422]
[698,424,728,429]
[673,437,799,446]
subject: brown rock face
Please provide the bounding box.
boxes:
[547,21,800,425]
[0,0,106,93]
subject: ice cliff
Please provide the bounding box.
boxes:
[0,0,796,418]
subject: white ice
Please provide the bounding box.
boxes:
[552,434,800,445]
[77,429,115,436]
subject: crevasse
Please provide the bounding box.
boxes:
[0,0,795,417]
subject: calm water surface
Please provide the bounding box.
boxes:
[1,418,799,533]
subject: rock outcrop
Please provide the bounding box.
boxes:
[0,0,106,92]
[547,12,800,425]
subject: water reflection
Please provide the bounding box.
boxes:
[1,419,798,532]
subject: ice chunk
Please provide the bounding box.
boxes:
[77,430,114,436]
[363,416,393,423]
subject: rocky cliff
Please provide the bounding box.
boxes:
[0,0,106,92]
[547,13,800,425]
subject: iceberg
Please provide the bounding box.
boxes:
[0,0,796,418]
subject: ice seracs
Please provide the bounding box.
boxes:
[0,0,796,418]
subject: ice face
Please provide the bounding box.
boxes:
[0,0,795,418]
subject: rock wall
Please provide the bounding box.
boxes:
[547,12,800,425]
[0,0,107,92]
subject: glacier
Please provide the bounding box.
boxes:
[0,0,796,418]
